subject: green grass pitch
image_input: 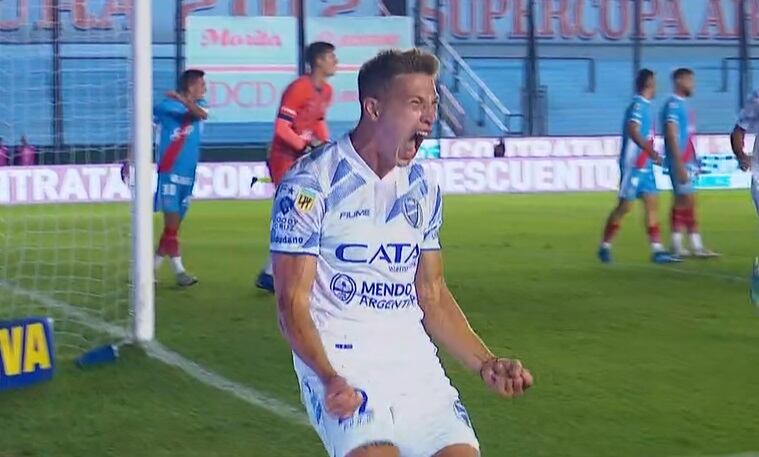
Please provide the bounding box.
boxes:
[1,190,758,457]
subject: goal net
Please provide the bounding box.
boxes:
[0,1,139,358]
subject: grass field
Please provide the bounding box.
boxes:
[2,191,759,457]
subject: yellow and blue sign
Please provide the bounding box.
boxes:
[0,317,55,391]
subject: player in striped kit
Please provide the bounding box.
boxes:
[598,69,679,264]
[153,69,209,286]
[661,68,718,259]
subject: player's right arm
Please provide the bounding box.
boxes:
[731,125,751,171]
[663,102,688,184]
[627,103,659,163]
[274,254,335,381]
[274,80,310,153]
[270,179,361,418]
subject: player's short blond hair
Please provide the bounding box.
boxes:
[357,48,439,102]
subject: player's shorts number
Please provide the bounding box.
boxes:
[162,183,177,196]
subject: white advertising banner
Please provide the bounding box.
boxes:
[0,135,751,205]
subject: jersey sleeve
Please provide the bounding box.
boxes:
[629,101,644,125]
[737,90,759,132]
[275,80,310,151]
[278,80,308,124]
[153,100,188,120]
[270,174,324,256]
[421,180,443,251]
[664,101,680,126]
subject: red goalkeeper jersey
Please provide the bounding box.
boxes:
[270,75,332,160]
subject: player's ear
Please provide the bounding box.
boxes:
[362,97,381,121]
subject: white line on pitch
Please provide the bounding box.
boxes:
[621,262,749,283]
[0,281,308,426]
[675,453,759,457]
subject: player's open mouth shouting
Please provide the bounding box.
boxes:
[413,129,430,152]
[398,128,431,164]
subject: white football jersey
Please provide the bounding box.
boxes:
[271,135,481,457]
[736,89,759,179]
[270,134,443,337]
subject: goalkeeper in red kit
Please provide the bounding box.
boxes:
[255,41,337,292]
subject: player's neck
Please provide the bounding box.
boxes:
[309,72,327,88]
[349,123,396,179]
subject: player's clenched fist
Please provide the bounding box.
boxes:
[737,153,751,172]
[480,358,533,398]
[324,375,363,418]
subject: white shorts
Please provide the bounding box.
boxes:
[293,340,480,457]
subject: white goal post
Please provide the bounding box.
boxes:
[131,0,155,344]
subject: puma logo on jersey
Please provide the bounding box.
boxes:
[340,209,371,219]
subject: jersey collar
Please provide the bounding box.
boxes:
[338,133,400,184]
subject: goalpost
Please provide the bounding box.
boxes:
[0,0,155,357]
[132,0,155,344]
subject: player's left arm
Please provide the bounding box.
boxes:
[415,184,533,397]
[416,249,493,372]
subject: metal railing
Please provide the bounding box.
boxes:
[420,34,522,137]
[436,39,521,136]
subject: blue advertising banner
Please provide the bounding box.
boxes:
[186,16,298,123]
[306,16,414,121]
[0,317,55,391]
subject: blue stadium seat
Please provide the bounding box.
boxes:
[0,46,54,146]
[463,54,740,136]
[4,43,750,147]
